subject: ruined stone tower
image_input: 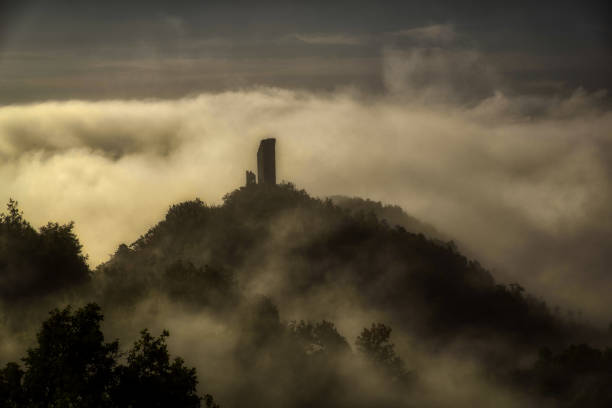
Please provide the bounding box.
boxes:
[245,170,256,186]
[256,138,276,185]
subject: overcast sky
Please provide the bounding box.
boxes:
[1,0,610,103]
[0,1,611,324]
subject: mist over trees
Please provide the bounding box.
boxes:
[329,195,444,241]
[356,323,410,383]
[98,183,573,345]
[0,184,611,407]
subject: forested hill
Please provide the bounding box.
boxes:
[99,183,576,345]
[2,183,612,407]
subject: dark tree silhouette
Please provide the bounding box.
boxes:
[21,303,119,407]
[330,195,443,240]
[289,320,350,355]
[0,362,25,407]
[0,200,90,301]
[516,344,612,407]
[162,261,237,307]
[0,304,219,408]
[356,323,409,382]
[113,329,203,408]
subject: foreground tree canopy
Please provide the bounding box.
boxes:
[0,200,89,301]
[0,303,218,408]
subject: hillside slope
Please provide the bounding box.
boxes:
[99,183,575,346]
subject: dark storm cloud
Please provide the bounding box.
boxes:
[3,1,609,47]
[0,0,610,103]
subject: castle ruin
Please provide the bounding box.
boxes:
[245,170,256,186]
[248,138,275,185]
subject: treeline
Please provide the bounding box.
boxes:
[3,302,611,407]
[514,344,612,407]
[0,302,413,408]
[0,303,216,407]
[0,200,89,301]
[329,195,444,241]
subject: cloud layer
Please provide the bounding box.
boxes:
[0,45,611,325]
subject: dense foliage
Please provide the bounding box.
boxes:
[356,323,409,383]
[0,200,89,301]
[513,344,612,407]
[329,195,444,241]
[0,304,217,408]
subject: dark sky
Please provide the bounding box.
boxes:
[1,0,610,103]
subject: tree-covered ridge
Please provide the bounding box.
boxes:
[100,183,566,344]
[329,195,444,241]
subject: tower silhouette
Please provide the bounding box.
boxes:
[257,138,276,185]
